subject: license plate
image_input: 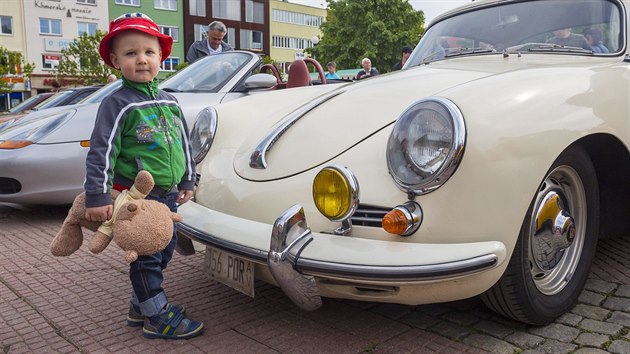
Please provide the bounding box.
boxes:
[205,246,255,298]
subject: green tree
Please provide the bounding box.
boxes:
[55,30,115,85]
[0,47,35,94]
[306,0,424,74]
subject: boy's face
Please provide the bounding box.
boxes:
[109,30,162,83]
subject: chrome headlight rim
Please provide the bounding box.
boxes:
[312,165,360,222]
[190,106,218,163]
[386,97,466,195]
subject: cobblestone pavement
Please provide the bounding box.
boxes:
[2,204,630,354]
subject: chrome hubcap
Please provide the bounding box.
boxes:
[529,166,586,295]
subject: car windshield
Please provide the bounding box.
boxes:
[408,0,623,66]
[32,90,74,110]
[160,52,253,93]
[7,94,50,114]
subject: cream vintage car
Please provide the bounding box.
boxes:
[177,0,630,325]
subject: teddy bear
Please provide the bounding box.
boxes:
[50,170,182,262]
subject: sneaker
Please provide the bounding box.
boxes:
[142,304,204,339]
[127,303,186,327]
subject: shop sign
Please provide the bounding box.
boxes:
[44,38,72,52]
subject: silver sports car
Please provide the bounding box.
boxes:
[0,51,279,205]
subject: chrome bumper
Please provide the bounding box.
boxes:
[177,202,503,311]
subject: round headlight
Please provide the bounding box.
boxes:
[386,97,465,195]
[312,165,359,221]
[190,106,218,163]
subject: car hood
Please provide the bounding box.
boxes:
[231,56,541,181]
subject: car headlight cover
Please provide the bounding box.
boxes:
[386,97,465,194]
[312,165,359,221]
[190,106,218,163]
[0,110,76,149]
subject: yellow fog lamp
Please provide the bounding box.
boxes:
[312,165,359,221]
[382,201,423,236]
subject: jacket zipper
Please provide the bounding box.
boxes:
[147,82,177,193]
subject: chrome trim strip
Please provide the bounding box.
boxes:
[292,254,497,281]
[177,222,498,282]
[249,90,345,169]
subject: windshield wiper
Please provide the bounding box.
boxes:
[506,43,592,54]
[420,50,446,65]
[161,87,182,92]
[529,45,593,54]
[444,47,496,58]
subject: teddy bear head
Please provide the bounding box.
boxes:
[113,199,183,262]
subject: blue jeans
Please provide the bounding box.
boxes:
[129,192,178,318]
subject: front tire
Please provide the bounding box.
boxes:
[481,145,599,325]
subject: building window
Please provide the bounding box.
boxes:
[0,16,12,35]
[42,54,61,70]
[272,9,323,27]
[213,0,240,21]
[154,0,177,11]
[246,0,264,24]
[240,29,262,51]
[272,35,316,50]
[159,25,179,42]
[194,23,206,42]
[115,0,140,6]
[161,57,179,71]
[77,0,96,4]
[189,0,206,16]
[78,22,97,36]
[39,18,62,35]
[226,28,236,48]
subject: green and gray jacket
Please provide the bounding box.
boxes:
[84,78,196,208]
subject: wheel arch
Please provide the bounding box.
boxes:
[572,133,630,239]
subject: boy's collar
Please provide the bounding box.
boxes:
[121,77,159,97]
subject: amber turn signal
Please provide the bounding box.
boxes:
[382,209,409,235]
[382,201,423,236]
[0,140,33,149]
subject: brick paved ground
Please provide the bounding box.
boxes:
[2,203,630,354]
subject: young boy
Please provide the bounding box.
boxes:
[84,13,203,340]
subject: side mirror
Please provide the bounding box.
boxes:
[244,73,278,90]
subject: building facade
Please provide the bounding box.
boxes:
[0,0,28,110]
[269,0,325,75]
[183,0,270,60]
[23,0,109,93]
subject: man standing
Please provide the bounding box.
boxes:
[355,58,379,80]
[392,46,412,71]
[186,21,233,63]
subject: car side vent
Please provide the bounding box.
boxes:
[0,178,21,194]
[350,204,390,227]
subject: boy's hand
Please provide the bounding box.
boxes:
[85,205,113,222]
[177,190,193,205]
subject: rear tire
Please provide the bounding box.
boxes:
[481,145,599,325]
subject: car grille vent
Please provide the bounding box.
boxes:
[350,204,390,228]
[0,178,21,194]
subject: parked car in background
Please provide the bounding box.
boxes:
[0,85,104,128]
[3,92,55,115]
[31,85,103,112]
[0,51,327,205]
[176,0,630,325]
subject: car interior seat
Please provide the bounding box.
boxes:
[286,59,311,88]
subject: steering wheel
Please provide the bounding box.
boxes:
[303,58,327,84]
[260,64,283,85]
